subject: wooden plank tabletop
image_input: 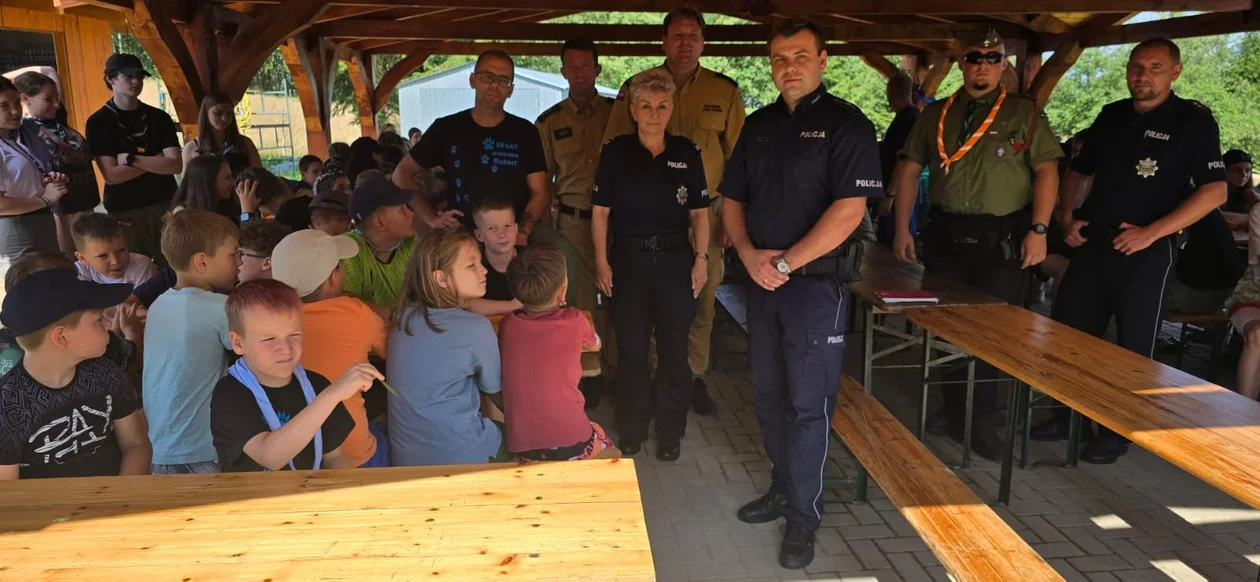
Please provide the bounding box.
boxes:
[906,304,1260,511]
[834,378,1063,582]
[852,245,1006,312]
[0,460,654,580]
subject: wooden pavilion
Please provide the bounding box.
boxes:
[3,0,1258,159]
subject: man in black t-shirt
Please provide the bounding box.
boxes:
[877,71,921,242]
[392,51,549,243]
[0,268,150,479]
[85,54,183,263]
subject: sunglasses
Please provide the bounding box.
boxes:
[963,51,1005,66]
[474,71,514,88]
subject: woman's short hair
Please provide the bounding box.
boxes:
[627,69,676,105]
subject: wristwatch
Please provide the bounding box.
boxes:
[123,154,135,167]
[1031,223,1049,235]
[695,252,710,261]
[240,212,254,222]
[773,255,792,275]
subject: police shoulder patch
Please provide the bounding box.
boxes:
[1187,99,1214,116]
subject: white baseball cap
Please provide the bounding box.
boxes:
[271,230,359,297]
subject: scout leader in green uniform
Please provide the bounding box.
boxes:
[890,28,1063,461]
[602,7,745,416]
[536,38,616,405]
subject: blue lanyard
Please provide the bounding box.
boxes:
[0,137,46,176]
[228,359,323,471]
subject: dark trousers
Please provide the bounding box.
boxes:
[612,247,696,445]
[1051,236,1177,439]
[924,252,1030,432]
[748,276,848,531]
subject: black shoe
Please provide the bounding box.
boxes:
[778,523,815,570]
[969,428,1007,463]
[1030,417,1070,442]
[691,377,719,417]
[656,441,680,462]
[1080,437,1129,465]
[737,490,790,524]
[580,376,604,411]
[621,441,642,456]
[925,407,951,436]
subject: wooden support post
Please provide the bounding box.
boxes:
[128,0,204,136]
[219,0,330,99]
[181,1,219,97]
[281,35,336,159]
[1028,39,1082,108]
[1019,36,1043,93]
[347,51,378,138]
[373,51,430,113]
[860,51,900,81]
[919,53,951,100]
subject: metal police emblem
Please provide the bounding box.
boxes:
[995,146,1007,159]
[676,185,688,206]
[1136,157,1159,178]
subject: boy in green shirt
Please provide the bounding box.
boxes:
[341,179,418,315]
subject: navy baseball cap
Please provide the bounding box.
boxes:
[1,268,133,337]
[105,54,151,77]
[349,179,413,224]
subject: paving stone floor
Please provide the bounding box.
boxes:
[590,302,1260,581]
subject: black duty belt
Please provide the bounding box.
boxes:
[796,240,864,282]
[620,232,690,252]
[558,202,593,220]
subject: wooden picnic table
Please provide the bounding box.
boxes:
[906,304,1260,510]
[0,460,654,580]
[852,245,1006,313]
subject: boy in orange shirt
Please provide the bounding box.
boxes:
[271,229,389,467]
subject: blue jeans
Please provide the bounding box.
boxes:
[151,461,219,475]
[359,420,391,468]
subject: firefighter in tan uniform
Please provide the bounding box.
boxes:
[603,7,745,415]
[537,38,616,406]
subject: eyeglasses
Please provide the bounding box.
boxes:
[237,250,268,260]
[474,71,514,88]
[963,51,1005,66]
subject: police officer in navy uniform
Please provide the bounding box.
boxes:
[722,19,883,570]
[1032,38,1227,464]
[592,68,711,463]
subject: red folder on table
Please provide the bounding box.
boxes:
[875,290,940,304]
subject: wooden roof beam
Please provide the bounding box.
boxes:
[364,40,922,57]
[219,0,331,98]
[860,52,901,80]
[214,0,1253,16]
[1072,11,1260,47]
[309,21,1026,43]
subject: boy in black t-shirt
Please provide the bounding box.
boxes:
[211,279,380,472]
[467,198,524,317]
[85,54,183,263]
[0,268,151,479]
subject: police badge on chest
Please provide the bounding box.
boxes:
[676,185,688,206]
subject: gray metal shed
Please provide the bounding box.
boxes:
[398,62,618,134]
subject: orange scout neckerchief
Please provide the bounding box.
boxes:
[936,85,1007,175]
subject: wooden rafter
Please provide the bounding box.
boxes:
[366,40,931,57]
[1075,11,1260,47]
[128,0,204,133]
[373,51,431,111]
[281,35,338,158]
[919,52,952,99]
[213,0,1252,16]
[219,0,331,98]
[346,51,378,137]
[309,20,1025,43]
[860,52,900,80]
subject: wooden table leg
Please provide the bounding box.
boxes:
[961,358,976,469]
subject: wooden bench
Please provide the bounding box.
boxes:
[1161,311,1230,373]
[832,377,1063,582]
[906,304,1260,510]
[0,460,654,580]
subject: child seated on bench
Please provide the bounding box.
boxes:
[466,198,523,317]
[499,245,615,461]
[211,279,381,471]
[0,268,150,479]
[72,213,158,286]
[387,229,506,466]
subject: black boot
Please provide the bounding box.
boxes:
[1030,411,1071,442]
[948,422,1007,463]
[778,523,816,570]
[691,377,718,417]
[656,441,681,462]
[737,490,790,524]
[620,441,642,456]
[1080,434,1129,464]
[579,375,604,411]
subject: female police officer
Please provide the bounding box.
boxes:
[592,68,711,462]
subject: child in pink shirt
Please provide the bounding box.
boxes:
[498,244,617,461]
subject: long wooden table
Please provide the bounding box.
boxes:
[907,304,1260,510]
[0,460,655,580]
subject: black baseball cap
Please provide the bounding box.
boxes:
[1224,149,1252,167]
[349,179,413,223]
[1,268,133,337]
[310,188,349,212]
[105,54,151,77]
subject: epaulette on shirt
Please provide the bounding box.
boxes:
[711,70,739,88]
[1187,99,1214,115]
[536,101,564,124]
